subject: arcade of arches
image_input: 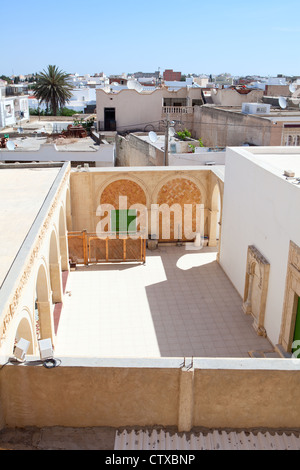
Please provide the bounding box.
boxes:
[0,164,72,360]
[0,166,223,360]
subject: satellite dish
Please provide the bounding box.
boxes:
[135,82,143,93]
[148,131,158,143]
[6,141,16,151]
[279,97,287,109]
[127,80,136,90]
[169,127,175,137]
[127,80,143,92]
[289,83,296,93]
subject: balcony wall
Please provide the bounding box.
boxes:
[1,357,300,431]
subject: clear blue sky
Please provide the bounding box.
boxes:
[2,0,300,78]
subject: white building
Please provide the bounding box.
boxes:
[219,145,300,355]
[0,92,29,129]
[28,87,96,113]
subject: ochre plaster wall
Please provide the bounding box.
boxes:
[1,362,300,431]
[70,168,216,242]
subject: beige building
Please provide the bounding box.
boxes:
[209,87,264,107]
[96,86,203,133]
[193,104,300,147]
[1,157,300,449]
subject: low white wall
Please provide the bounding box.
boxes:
[219,147,300,346]
[0,143,115,167]
[169,151,225,166]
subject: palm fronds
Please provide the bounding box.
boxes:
[33,65,74,116]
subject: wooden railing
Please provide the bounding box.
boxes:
[68,231,146,265]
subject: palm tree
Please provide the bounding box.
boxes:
[33,65,74,116]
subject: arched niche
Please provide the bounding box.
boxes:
[98,178,148,235]
[154,176,203,242]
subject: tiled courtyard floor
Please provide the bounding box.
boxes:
[55,246,273,358]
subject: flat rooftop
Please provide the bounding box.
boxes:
[0,136,100,153]
[55,246,272,358]
[234,146,300,182]
[0,165,61,287]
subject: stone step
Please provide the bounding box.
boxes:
[248,349,282,358]
[275,344,292,358]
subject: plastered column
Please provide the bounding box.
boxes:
[50,262,63,303]
[60,235,69,271]
[178,366,194,432]
[36,301,55,345]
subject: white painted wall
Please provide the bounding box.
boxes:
[0,143,115,166]
[219,147,300,346]
[169,151,225,166]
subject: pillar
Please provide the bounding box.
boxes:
[60,235,69,271]
[36,300,55,345]
[178,365,194,432]
[50,262,63,303]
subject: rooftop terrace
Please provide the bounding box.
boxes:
[55,245,272,358]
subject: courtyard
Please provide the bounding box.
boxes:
[55,245,272,358]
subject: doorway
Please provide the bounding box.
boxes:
[104,108,116,131]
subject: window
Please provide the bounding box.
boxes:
[111,209,137,233]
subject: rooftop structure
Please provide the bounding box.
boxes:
[192,104,300,147]
[1,149,300,449]
[0,119,115,167]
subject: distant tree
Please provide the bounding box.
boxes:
[33,65,74,116]
[0,75,12,84]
